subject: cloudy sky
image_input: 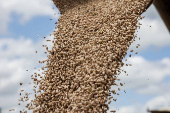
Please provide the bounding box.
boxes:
[0,0,170,113]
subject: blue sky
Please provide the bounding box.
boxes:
[0,0,170,113]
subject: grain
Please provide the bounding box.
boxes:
[19,0,152,112]
[9,109,15,111]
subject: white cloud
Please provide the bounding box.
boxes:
[117,56,170,94]
[137,82,170,95]
[0,0,60,35]
[0,33,54,113]
[115,105,136,113]
[128,4,170,52]
[0,94,34,113]
[145,94,170,110]
[115,94,170,113]
[142,5,161,20]
[129,18,170,52]
[0,2,169,113]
